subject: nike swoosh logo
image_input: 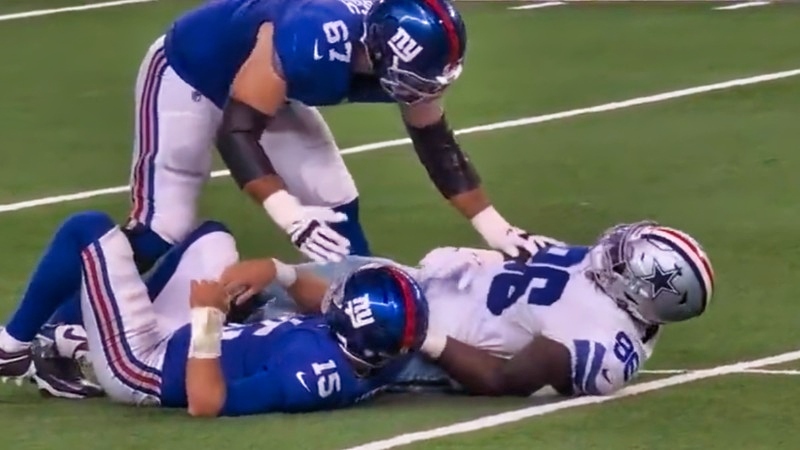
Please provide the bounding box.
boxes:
[601,368,612,384]
[62,328,86,342]
[295,371,311,392]
[313,40,322,61]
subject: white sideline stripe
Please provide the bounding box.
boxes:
[1,68,799,215]
[0,0,157,22]
[342,350,800,450]
[642,368,800,376]
[509,2,566,10]
[714,1,771,11]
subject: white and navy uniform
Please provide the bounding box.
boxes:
[418,246,658,395]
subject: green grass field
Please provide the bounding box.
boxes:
[0,1,799,449]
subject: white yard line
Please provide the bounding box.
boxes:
[0,0,157,23]
[1,68,799,214]
[342,349,800,450]
[642,368,800,376]
[714,1,771,11]
[509,2,566,11]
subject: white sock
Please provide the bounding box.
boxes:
[0,327,30,352]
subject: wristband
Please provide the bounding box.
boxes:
[262,190,303,230]
[188,307,225,359]
[420,334,448,360]
[272,258,298,287]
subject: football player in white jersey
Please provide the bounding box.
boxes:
[220,220,715,396]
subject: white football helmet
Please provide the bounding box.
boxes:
[586,221,715,325]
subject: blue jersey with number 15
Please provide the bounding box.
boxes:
[164,0,391,109]
[158,316,402,416]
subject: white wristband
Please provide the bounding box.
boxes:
[272,258,298,288]
[188,307,225,359]
[470,206,510,237]
[262,190,303,230]
[420,334,448,360]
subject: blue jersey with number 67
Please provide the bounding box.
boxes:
[164,0,391,109]
[420,246,659,396]
[158,316,401,416]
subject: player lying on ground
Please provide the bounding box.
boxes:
[0,212,428,416]
[226,221,716,396]
[122,0,547,275]
[4,219,715,399]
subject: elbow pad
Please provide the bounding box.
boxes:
[405,115,481,198]
[216,98,276,189]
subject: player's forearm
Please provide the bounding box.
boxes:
[405,114,483,203]
[428,337,520,396]
[186,307,227,417]
[186,358,226,417]
[448,188,491,220]
[286,269,329,313]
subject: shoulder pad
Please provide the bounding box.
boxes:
[273,3,357,105]
[569,331,644,396]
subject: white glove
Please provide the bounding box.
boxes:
[263,191,351,263]
[470,207,565,258]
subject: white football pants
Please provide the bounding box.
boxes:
[128,36,358,244]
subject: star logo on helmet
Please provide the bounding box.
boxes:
[643,260,681,298]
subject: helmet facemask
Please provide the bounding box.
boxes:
[586,221,663,325]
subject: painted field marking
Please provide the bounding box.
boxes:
[642,368,800,376]
[509,2,566,11]
[0,0,157,22]
[1,68,799,214]
[715,1,772,10]
[342,349,800,450]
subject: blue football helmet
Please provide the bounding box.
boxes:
[323,264,429,368]
[364,0,467,104]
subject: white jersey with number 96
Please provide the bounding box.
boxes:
[418,246,659,395]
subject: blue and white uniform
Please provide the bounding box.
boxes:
[3,212,398,414]
[127,0,385,267]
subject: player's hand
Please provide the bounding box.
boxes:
[288,206,351,263]
[219,259,276,304]
[190,280,231,313]
[485,226,566,259]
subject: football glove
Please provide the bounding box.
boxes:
[262,190,351,263]
[471,207,564,258]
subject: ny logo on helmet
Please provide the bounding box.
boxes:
[387,27,424,63]
[344,295,375,328]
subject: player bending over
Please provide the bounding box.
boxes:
[0,212,428,415]
[223,221,715,396]
[123,0,551,274]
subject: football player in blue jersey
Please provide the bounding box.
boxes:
[0,211,427,416]
[122,0,544,274]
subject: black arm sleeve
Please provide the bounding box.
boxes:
[215,98,276,189]
[405,114,481,199]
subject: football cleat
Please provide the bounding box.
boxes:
[30,337,103,399]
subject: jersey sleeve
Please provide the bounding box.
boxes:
[272,6,352,106]
[563,331,645,396]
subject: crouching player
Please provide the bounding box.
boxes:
[0,212,428,416]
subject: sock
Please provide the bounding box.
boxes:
[331,198,372,256]
[0,328,30,351]
[5,211,114,343]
